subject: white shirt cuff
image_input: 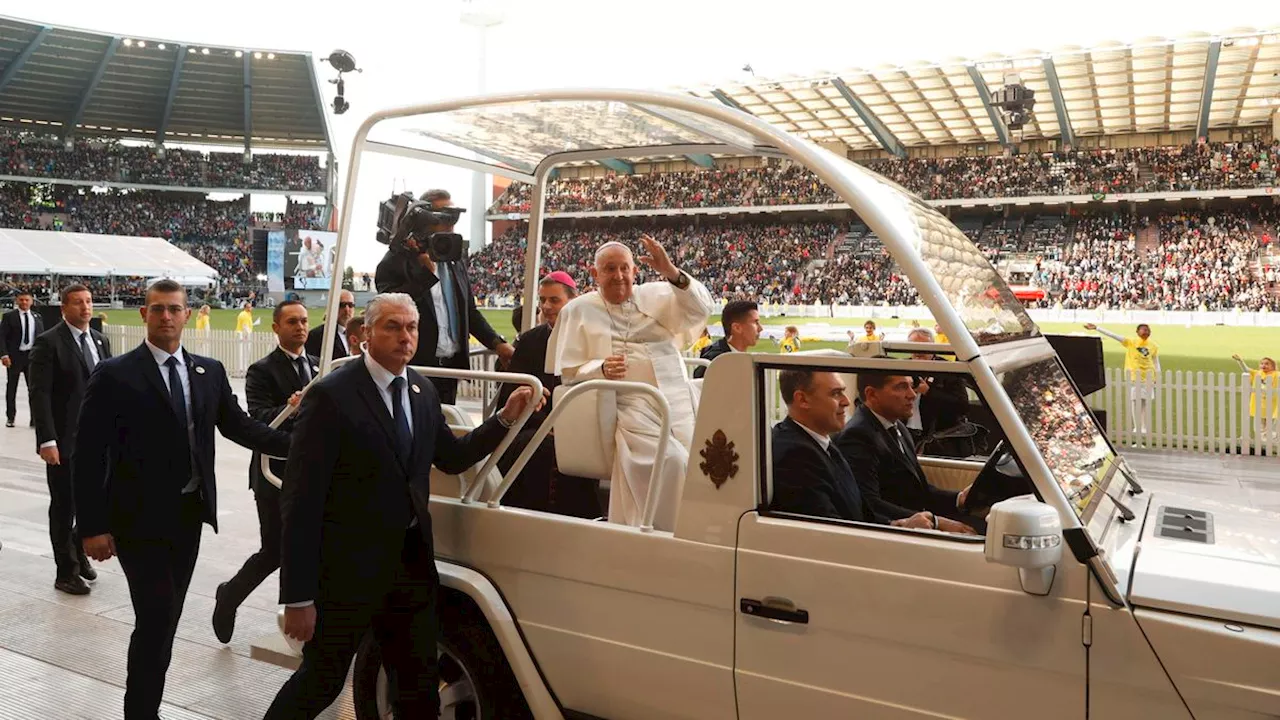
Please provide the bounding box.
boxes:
[285,600,314,608]
[39,441,57,450]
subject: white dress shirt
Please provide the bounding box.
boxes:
[793,418,832,451]
[145,340,199,494]
[16,310,35,352]
[38,325,101,452]
[279,345,313,382]
[431,275,457,359]
[870,408,914,458]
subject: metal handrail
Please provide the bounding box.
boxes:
[258,356,543,495]
[493,379,672,533]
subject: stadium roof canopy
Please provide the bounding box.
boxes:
[0,228,219,278]
[687,28,1280,155]
[0,15,332,152]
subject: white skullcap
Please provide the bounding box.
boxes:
[594,241,633,265]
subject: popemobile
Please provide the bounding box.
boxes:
[255,88,1279,720]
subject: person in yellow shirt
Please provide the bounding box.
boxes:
[859,320,885,343]
[778,326,802,353]
[195,305,212,332]
[1084,323,1160,437]
[689,328,712,355]
[1232,354,1278,437]
[235,302,254,335]
[934,324,949,346]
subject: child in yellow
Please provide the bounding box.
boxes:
[195,305,211,332]
[859,320,884,342]
[1084,323,1160,436]
[690,328,712,355]
[779,326,801,353]
[1232,354,1278,436]
[235,304,254,335]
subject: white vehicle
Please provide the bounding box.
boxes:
[262,90,1280,719]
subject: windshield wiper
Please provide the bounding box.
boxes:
[1107,491,1136,522]
[1122,473,1144,496]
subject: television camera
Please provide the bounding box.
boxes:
[991,72,1037,132]
[375,192,467,263]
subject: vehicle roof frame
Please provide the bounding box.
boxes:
[323,88,1109,586]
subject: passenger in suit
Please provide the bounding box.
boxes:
[1,289,44,427]
[694,298,763,379]
[834,371,981,535]
[373,189,513,404]
[903,327,973,457]
[494,271,600,517]
[770,369,937,530]
[263,292,543,719]
[73,279,291,720]
[213,300,319,644]
[304,289,355,360]
[28,284,112,595]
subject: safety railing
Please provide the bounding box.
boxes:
[493,379,673,533]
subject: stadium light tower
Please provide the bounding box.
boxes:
[460,0,506,253]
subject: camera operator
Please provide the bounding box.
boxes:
[374,189,513,404]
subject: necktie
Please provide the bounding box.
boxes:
[165,356,189,431]
[389,377,412,460]
[294,356,311,384]
[79,332,96,372]
[21,313,29,346]
[438,264,462,347]
[892,424,913,459]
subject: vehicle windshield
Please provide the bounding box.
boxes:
[828,157,1041,346]
[999,357,1123,526]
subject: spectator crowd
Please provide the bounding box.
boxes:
[1,130,325,192]
[489,140,1280,213]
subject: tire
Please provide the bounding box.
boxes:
[352,597,533,720]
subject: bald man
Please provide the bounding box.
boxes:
[547,235,714,530]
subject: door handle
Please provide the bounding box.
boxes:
[741,597,809,624]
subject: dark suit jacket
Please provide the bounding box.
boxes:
[693,338,732,379]
[0,308,44,357]
[770,417,887,524]
[495,323,557,424]
[834,404,959,521]
[305,324,348,360]
[917,374,971,438]
[72,343,291,539]
[278,357,507,605]
[28,322,112,454]
[374,251,503,369]
[245,348,319,491]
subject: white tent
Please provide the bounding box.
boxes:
[0,228,219,279]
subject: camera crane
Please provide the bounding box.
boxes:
[322,50,362,115]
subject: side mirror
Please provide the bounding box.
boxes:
[984,495,1063,596]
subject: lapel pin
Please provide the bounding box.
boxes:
[195,366,206,375]
[312,365,320,373]
[411,384,421,394]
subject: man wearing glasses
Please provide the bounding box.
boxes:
[74,279,291,720]
[305,289,356,360]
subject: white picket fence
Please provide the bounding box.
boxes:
[1090,369,1280,456]
[102,325,499,411]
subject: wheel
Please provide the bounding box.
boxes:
[352,600,532,720]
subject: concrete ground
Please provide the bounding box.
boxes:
[0,376,1275,718]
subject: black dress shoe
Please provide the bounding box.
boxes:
[78,561,97,582]
[212,581,235,644]
[4,420,13,428]
[55,576,91,596]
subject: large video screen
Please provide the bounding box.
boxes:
[284,229,337,290]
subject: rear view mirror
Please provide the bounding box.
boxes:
[984,495,1063,596]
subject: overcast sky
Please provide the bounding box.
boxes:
[25,0,1280,271]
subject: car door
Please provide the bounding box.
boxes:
[733,509,1090,719]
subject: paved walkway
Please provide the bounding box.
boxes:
[0,378,1274,718]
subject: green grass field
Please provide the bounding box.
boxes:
[101,307,1275,376]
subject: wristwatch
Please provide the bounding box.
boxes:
[667,271,691,290]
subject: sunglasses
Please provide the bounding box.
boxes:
[338,302,356,309]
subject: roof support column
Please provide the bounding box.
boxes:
[966,65,1011,147]
[1196,39,1222,141]
[0,26,51,94]
[831,77,906,158]
[156,45,186,146]
[600,158,633,174]
[243,52,253,155]
[710,89,746,112]
[66,37,120,140]
[1041,57,1075,149]
[686,153,715,168]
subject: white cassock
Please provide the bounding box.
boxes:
[548,273,714,531]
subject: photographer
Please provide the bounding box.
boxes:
[374,189,513,404]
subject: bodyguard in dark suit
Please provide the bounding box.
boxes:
[213,300,318,644]
[834,372,980,534]
[264,292,542,719]
[694,299,762,379]
[28,284,111,595]
[903,327,974,457]
[493,272,600,517]
[304,289,355,360]
[1,289,43,427]
[374,188,513,404]
[769,369,936,530]
[74,279,291,720]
